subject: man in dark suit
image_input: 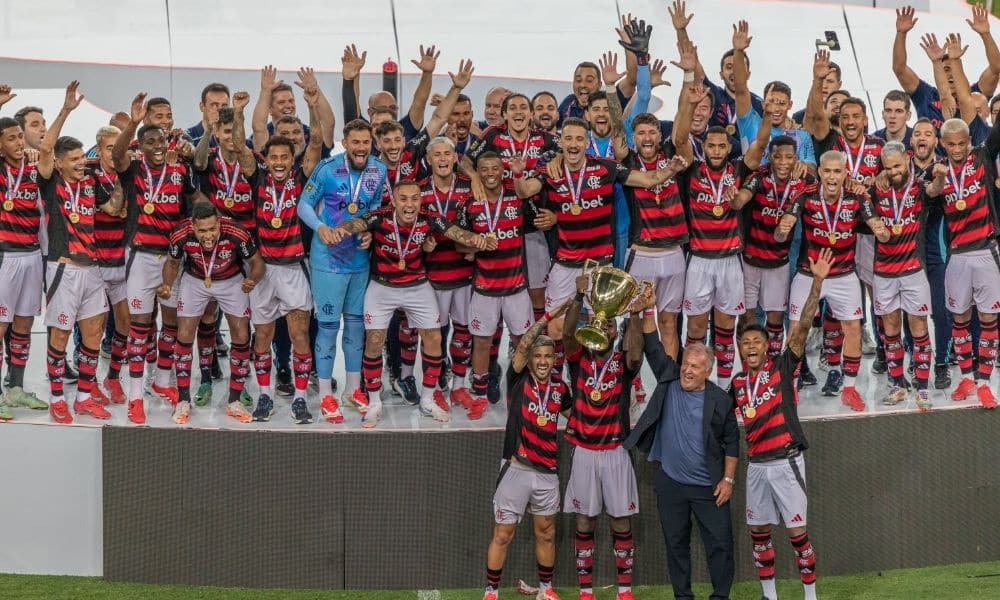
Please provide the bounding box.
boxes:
[625,289,739,600]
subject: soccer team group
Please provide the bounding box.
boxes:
[2,1,1000,598]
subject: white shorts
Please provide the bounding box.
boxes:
[743,261,790,313]
[524,230,551,289]
[100,265,127,305]
[250,262,313,324]
[364,280,441,330]
[0,249,43,321]
[435,285,471,326]
[44,262,108,330]
[745,453,808,528]
[788,272,863,322]
[855,233,875,286]
[563,445,639,518]
[469,289,533,336]
[545,262,586,311]
[493,459,560,524]
[177,273,249,319]
[683,254,746,316]
[873,271,932,317]
[626,247,685,313]
[945,248,1000,314]
[127,251,178,312]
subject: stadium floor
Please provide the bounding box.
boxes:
[3,561,999,599]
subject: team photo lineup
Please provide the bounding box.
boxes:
[2,1,1000,598]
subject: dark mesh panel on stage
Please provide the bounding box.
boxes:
[104,409,1000,590]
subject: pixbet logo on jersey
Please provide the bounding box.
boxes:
[561,197,604,213]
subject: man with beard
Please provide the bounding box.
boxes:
[668,0,762,141]
[113,93,204,424]
[558,60,632,127]
[481,303,572,600]
[160,202,265,424]
[873,91,913,145]
[297,119,385,423]
[562,275,644,600]
[805,50,884,390]
[864,142,934,410]
[925,117,1000,409]
[445,93,477,159]
[731,249,832,600]
[531,91,560,137]
[250,65,335,155]
[776,151,888,412]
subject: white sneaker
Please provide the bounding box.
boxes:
[172,400,191,424]
[362,401,382,429]
[420,400,450,423]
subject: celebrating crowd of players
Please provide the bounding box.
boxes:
[2,2,1000,598]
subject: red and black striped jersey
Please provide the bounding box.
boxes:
[565,347,637,451]
[623,148,688,248]
[168,216,256,281]
[358,206,450,287]
[814,132,884,183]
[787,189,867,278]
[929,153,996,254]
[731,348,808,461]
[502,368,572,473]
[250,168,307,265]
[862,180,929,278]
[741,168,816,268]
[454,193,531,296]
[419,174,473,290]
[197,148,256,232]
[682,160,747,258]
[38,171,98,265]
[88,164,127,267]
[119,159,197,254]
[538,157,630,267]
[380,128,432,206]
[0,158,41,252]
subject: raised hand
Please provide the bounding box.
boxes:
[62,80,84,112]
[0,84,16,107]
[448,58,474,89]
[260,65,283,91]
[341,44,367,80]
[967,4,991,36]
[809,248,834,280]
[896,6,918,33]
[687,83,709,106]
[129,92,148,124]
[671,39,699,72]
[919,33,946,61]
[599,51,624,85]
[618,14,652,55]
[232,90,251,111]
[668,0,693,31]
[945,33,969,60]
[732,20,752,52]
[813,49,832,80]
[297,66,319,90]
[650,59,670,87]
[411,44,439,73]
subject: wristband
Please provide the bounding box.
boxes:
[683,70,695,83]
[512,171,524,179]
[635,52,650,66]
[542,311,552,321]
[643,308,655,317]
[723,476,736,485]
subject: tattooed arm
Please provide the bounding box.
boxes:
[511,300,572,373]
[787,248,832,358]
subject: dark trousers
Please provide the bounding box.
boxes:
[653,468,734,600]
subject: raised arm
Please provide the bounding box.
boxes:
[406,45,439,132]
[340,44,366,122]
[731,20,753,118]
[925,162,949,197]
[624,310,644,373]
[426,59,474,137]
[297,67,335,148]
[892,6,921,94]
[230,91,257,175]
[616,14,651,103]
[38,80,83,179]
[511,300,571,373]
[967,4,1000,96]
[113,92,147,173]
[741,96,774,171]
[668,0,701,81]
[192,118,213,172]
[803,50,832,140]
[600,51,630,159]
[669,40,702,165]
[300,83,325,178]
[561,274,588,358]
[634,284,678,377]
[787,248,831,357]
[922,34,957,119]
[945,33,978,124]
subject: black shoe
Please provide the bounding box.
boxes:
[211,354,223,380]
[275,367,294,397]
[871,357,888,375]
[821,369,843,396]
[291,397,313,424]
[438,358,453,391]
[934,363,952,390]
[948,348,958,366]
[487,362,501,405]
[252,394,274,421]
[397,375,420,405]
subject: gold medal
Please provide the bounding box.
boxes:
[589,389,601,401]
[570,204,582,216]
[2,200,13,211]
[726,124,736,136]
[68,212,80,224]
[347,202,359,214]
[143,203,155,215]
[994,177,1000,188]
[203,277,212,289]
[536,414,548,427]
[827,232,837,245]
[224,197,235,209]
[485,232,498,242]
[892,223,902,235]
[270,217,282,229]
[397,259,406,270]
[712,205,724,217]
[955,199,967,211]
[744,405,756,419]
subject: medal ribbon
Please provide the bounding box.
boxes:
[588,134,613,158]
[564,164,586,211]
[530,374,553,418]
[5,158,25,201]
[744,367,768,408]
[770,174,793,212]
[347,168,365,207]
[841,137,867,180]
[947,159,967,201]
[482,193,505,234]
[269,175,288,221]
[689,134,705,162]
[391,210,417,264]
[506,135,530,162]
[889,173,914,228]
[142,160,167,206]
[199,238,219,280]
[432,174,456,217]
[64,180,81,217]
[218,155,241,198]
[704,164,728,209]
[820,190,844,238]
[589,354,615,397]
